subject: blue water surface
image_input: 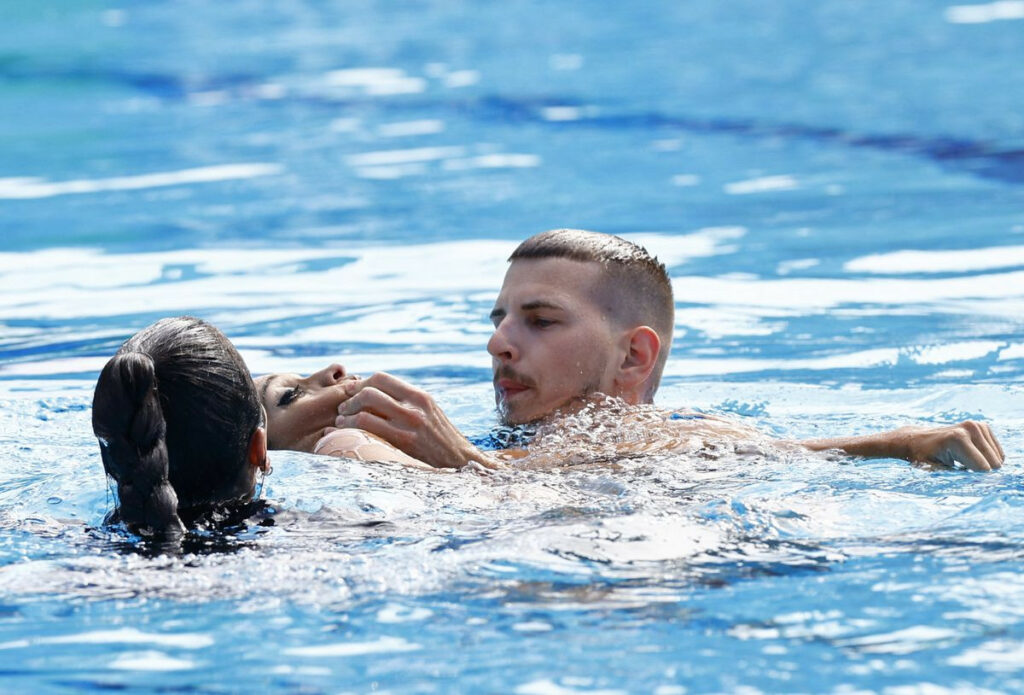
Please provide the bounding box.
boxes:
[2,1,1024,693]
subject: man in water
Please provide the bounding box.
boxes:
[332,229,1005,471]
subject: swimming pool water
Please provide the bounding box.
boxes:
[2,1,1024,692]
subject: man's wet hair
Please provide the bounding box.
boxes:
[92,316,262,543]
[509,229,675,399]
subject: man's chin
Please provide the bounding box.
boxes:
[498,413,529,427]
[496,392,595,426]
[496,406,518,427]
[502,390,616,426]
[496,398,534,427]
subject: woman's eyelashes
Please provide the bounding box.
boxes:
[277,386,302,407]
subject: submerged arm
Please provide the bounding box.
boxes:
[798,420,1005,471]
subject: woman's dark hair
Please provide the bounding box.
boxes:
[92,317,263,541]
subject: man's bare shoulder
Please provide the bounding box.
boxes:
[510,397,781,467]
[665,408,765,438]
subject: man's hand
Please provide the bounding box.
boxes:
[894,421,1005,471]
[802,420,1005,471]
[334,372,498,470]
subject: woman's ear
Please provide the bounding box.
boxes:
[615,326,660,403]
[248,426,269,472]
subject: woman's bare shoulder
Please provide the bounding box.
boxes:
[313,428,433,469]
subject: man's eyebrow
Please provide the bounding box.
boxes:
[490,300,565,320]
[521,300,564,311]
[259,374,277,406]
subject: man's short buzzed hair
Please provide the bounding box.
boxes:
[509,229,675,399]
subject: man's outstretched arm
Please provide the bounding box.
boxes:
[799,420,1005,471]
[333,372,499,469]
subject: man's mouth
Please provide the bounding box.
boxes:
[496,378,529,397]
[494,369,535,399]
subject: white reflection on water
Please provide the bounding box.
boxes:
[323,67,426,95]
[945,1,1024,24]
[724,175,800,195]
[377,120,447,138]
[284,636,420,657]
[0,628,213,650]
[2,235,1022,382]
[346,146,466,167]
[0,164,283,200]
[670,271,1024,309]
[845,245,1024,274]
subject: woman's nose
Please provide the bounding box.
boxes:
[313,363,347,386]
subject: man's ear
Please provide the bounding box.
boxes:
[248,426,269,472]
[615,326,661,403]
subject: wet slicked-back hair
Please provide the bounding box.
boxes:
[509,229,675,399]
[92,317,262,541]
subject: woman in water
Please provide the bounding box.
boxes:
[92,316,271,541]
[92,317,427,542]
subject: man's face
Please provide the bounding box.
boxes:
[254,364,356,452]
[487,257,625,424]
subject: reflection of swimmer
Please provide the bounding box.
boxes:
[335,229,1006,472]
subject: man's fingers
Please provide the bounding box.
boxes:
[979,422,1005,464]
[334,371,485,470]
[338,387,405,421]
[350,372,431,409]
[334,387,428,450]
[948,435,992,472]
[962,421,1002,470]
[973,424,1002,470]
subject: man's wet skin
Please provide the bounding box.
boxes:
[325,252,669,470]
[487,257,626,425]
[329,234,1006,472]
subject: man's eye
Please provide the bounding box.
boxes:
[277,387,302,407]
[531,317,555,328]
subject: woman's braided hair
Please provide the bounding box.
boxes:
[92,317,262,540]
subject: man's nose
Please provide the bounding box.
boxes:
[486,321,518,362]
[312,363,347,386]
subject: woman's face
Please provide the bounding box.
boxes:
[254,364,355,452]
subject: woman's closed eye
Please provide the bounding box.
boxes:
[277,387,302,407]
